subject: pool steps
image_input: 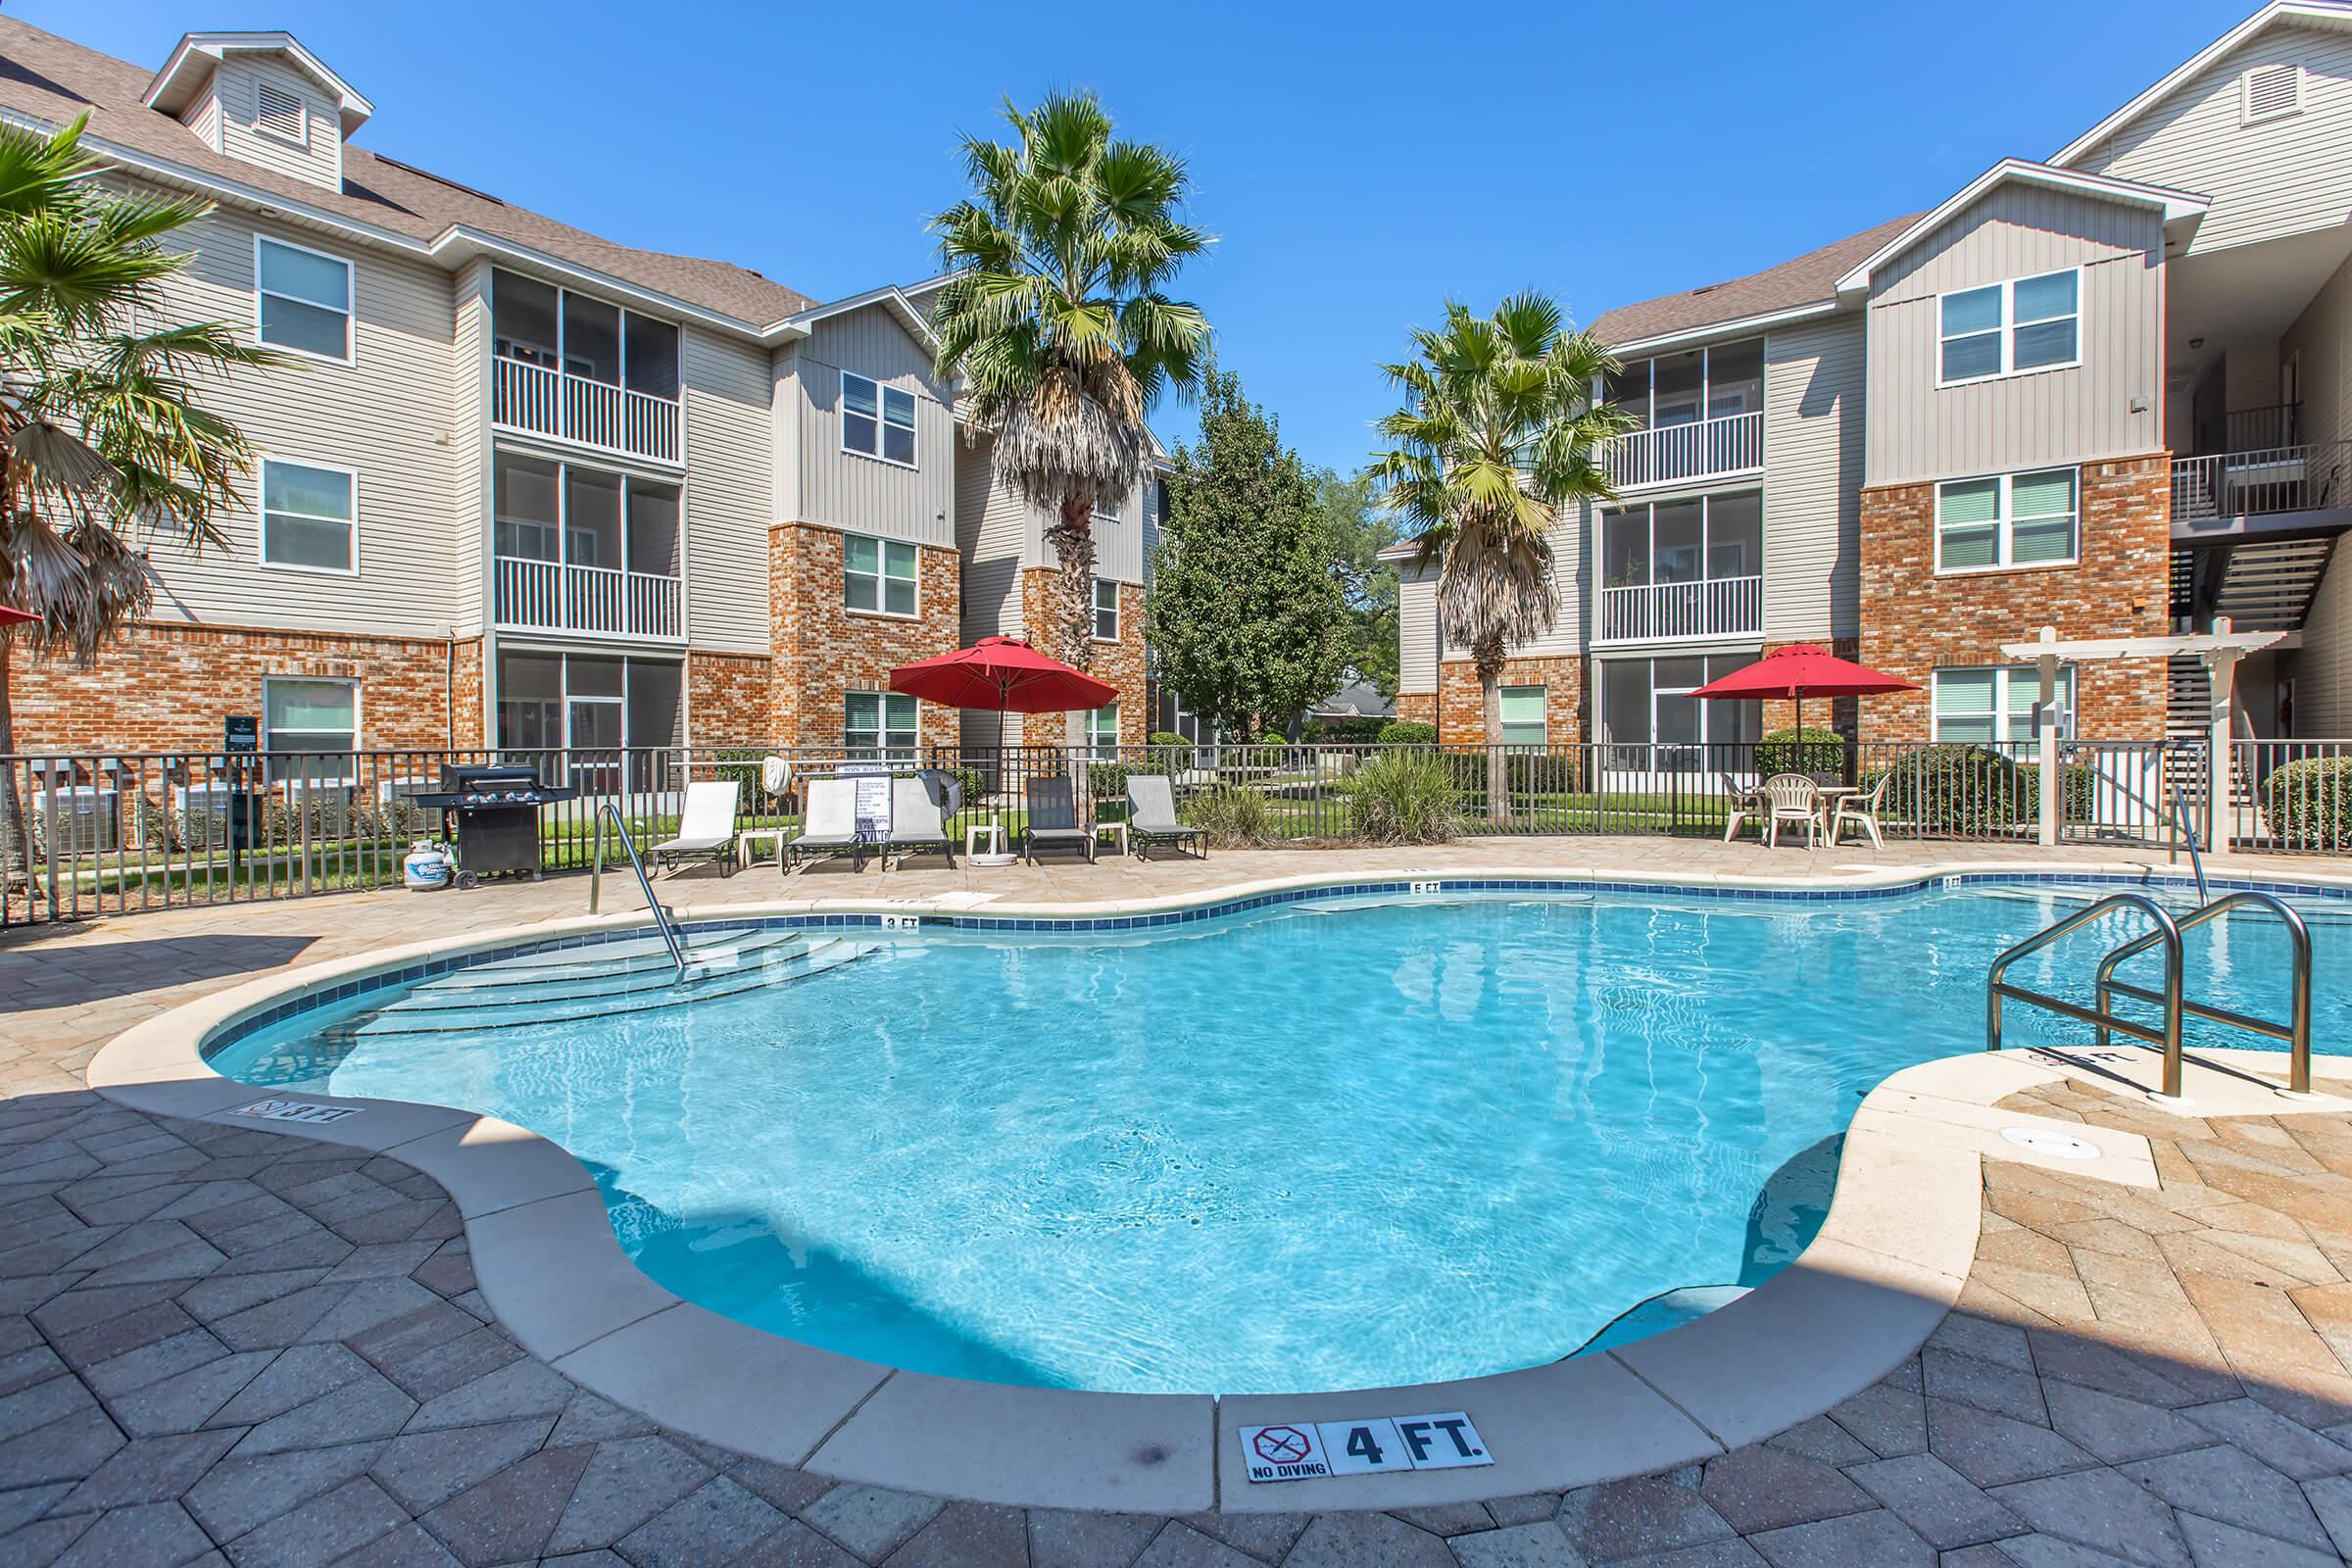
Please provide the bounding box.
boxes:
[384,929,811,1002]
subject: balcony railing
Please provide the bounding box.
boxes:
[2173,439,2348,524]
[1599,573,1763,643]
[494,556,683,641]
[494,357,681,465]
[1601,410,1763,491]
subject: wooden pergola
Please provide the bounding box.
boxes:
[1997,620,2285,851]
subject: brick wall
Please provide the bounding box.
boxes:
[1435,654,1585,746]
[687,651,773,745]
[1392,693,1435,728]
[767,523,960,747]
[6,621,481,755]
[1855,454,2172,741]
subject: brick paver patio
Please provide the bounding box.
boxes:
[4,840,2350,1565]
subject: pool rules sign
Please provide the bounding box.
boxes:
[1239,1412,1492,1484]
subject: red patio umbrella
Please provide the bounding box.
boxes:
[1690,645,1918,767]
[0,606,36,626]
[888,635,1116,720]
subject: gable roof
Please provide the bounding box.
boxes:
[1832,160,2209,296]
[0,16,817,334]
[2050,0,2352,167]
[144,31,373,135]
[1586,213,1919,351]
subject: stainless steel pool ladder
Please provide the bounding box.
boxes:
[587,804,690,982]
[1986,891,2312,1099]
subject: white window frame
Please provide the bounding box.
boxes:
[1936,267,2081,387]
[262,676,359,782]
[2242,62,2304,125]
[1086,703,1121,759]
[254,233,353,365]
[1094,488,1125,522]
[1498,684,1546,748]
[1933,467,2080,575]
[839,371,919,469]
[257,456,360,576]
[1091,577,1120,642]
[1931,665,2077,748]
[843,532,920,618]
[253,78,309,146]
[844,690,920,758]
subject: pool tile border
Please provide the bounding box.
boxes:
[80,858,2350,1513]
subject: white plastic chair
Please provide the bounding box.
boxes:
[1760,772,1822,849]
[1831,772,1891,850]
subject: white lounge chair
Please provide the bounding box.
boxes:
[1830,772,1891,849]
[880,773,956,867]
[786,776,863,870]
[1760,772,1823,849]
[1126,774,1206,859]
[653,780,741,876]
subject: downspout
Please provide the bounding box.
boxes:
[444,629,455,751]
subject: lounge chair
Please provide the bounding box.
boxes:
[1125,774,1206,860]
[652,780,740,877]
[1830,772,1891,850]
[786,776,863,870]
[879,773,956,868]
[1760,772,1823,849]
[1022,774,1095,863]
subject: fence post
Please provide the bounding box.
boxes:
[2034,626,2060,848]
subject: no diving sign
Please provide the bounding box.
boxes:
[1239,1411,1491,1484]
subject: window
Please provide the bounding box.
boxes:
[1087,704,1121,759]
[1938,270,2079,384]
[2243,62,2304,125]
[264,679,355,782]
[1932,666,2076,747]
[845,534,918,616]
[254,79,306,143]
[845,692,918,758]
[1600,654,1761,767]
[256,236,351,361]
[1094,489,1124,522]
[1499,686,1546,748]
[1936,468,2077,572]
[490,270,678,399]
[494,652,682,793]
[1092,577,1119,641]
[260,460,356,572]
[841,372,917,466]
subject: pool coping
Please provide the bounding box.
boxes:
[81,857,2352,1514]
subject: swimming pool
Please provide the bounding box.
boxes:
[204,878,2347,1396]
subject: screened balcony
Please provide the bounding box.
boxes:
[491,453,684,642]
[1598,491,1764,643]
[492,270,681,464]
[1601,339,1764,491]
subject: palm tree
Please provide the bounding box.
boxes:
[929,92,1210,668]
[0,115,276,879]
[1370,293,1631,820]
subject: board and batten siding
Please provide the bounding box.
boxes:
[141,204,461,641]
[1018,476,1151,582]
[2068,26,2352,259]
[782,310,956,551]
[2288,543,2352,734]
[681,327,774,656]
[955,435,1029,749]
[1865,184,2163,487]
[208,57,341,192]
[1764,317,1865,640]
[1397,569,1438,695]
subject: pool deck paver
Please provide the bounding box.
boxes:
[2,838,2351,1564]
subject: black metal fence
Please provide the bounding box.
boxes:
[0,735,2241,927]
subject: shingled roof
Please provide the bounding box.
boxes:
[1587,212,1920,349]
[0,17,817,328]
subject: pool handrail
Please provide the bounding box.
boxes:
[2094,890,2314,1095]
[587,803,690,982]
[1986,892,2185,1098]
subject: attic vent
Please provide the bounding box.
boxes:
[255,80,307,143]
[2242,62,2303,125]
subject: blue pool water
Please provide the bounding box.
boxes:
[206,881,2349,1395]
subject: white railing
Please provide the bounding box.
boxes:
[1602,409,1763,490]
[2172,439,2347,523]
[1599,574,1763,642]
[494,357,681,465]
[494,556,683,640]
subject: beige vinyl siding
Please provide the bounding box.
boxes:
[1764,318,1865,640]
[1397,570,1438,695]
[2288,545,2352,733]
[2281,247,2352,452]
[1019,475,1150,582]
[956,437,1029,749]
[450,260,493,639]
[785,311,955,550]
[211,58,341,192]
[1506,514,1586,657]
[681,327,774,655]
[2069,27,2352,258]
[137,203,459,639]
[178,78,220,148]
[1865,185,2162,486]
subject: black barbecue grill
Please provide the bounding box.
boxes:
[409,763,579,881]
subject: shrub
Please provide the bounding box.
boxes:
[1146,731,1193,773]
[2260,756,2352,849]
[1379,720,1438,746]
[2020,760,2097,828]
[1185,782,1274,847]
[1754,726,1846,777]
[942,766,988,814]
[1084,760,1132,803]
[1438,747,1581,803]
[1864,744,2029,834]
[1347,749,1461,844]
[1303,716,1386,744]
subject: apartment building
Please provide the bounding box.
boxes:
[1395,0,2352,765]
[0,20,1158,771]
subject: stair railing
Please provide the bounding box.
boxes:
[2096,891,2313,1095]
[588,803,689,981]
[1987,894,2183,1097]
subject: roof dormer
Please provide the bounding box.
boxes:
[143,32,371,193]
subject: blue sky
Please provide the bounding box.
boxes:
[28,0,2232,473]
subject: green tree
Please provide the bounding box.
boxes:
[1370,293,1629,819]
[1315,467,1401,699]
[1149,366,1350,738]
[0,116,275,884]
[928,92,1211,668]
